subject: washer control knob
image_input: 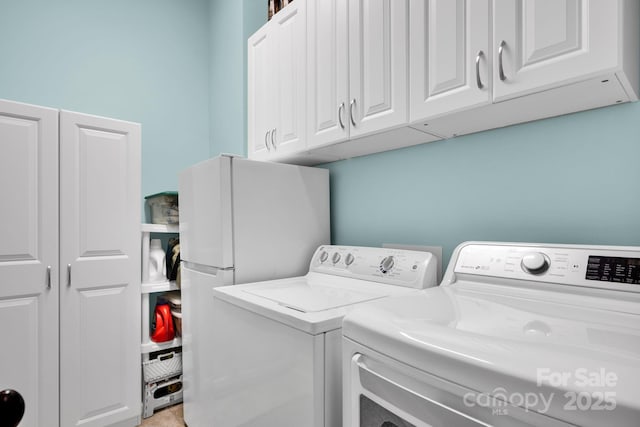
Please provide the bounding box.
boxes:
[332,252,341,264]
[379,256,395,274]
[345,253,355,266]
[319,250,329,263]
[521,252,549,274]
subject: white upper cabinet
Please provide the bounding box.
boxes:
[411,0,638,138]
[59,111,141,427]
[307,0,350,148]
[0,99,59,427]
[348,0,409,138]
[249,0,638,164]
[493,0,621,101]
[307,0,411,148]
[248,1,306,161]
[248,23,274,161]
[409,0,491,121]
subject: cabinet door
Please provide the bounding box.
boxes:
[59,111,141,427]
[271,0,307,156]
[247,23,275,160]
[493,0,618,101]
[410,0,491,122]
[348,0,409,138]
[307,0,350,148]
[0,100,59,427]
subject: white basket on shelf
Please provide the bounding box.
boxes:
[143,351,182,383]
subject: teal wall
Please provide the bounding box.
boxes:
[323,101,640,265]
[209,0,244,156]
[0,0,211,199]
[209,0,265,157]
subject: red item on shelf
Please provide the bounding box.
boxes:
[151,303,175,343]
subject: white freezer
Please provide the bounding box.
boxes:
[178,155,331,427]
[179,155,330,283]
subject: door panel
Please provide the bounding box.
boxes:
[409,0,490,122]
[247,24,273,160]
[349,0,408,137]
[429,0,466,96]
[307,0,350,148]
[59,110,140,427]
[0,99,58,427]
[522,0,581,65]
[273,0,307,155]
[76,286,127,420]
[493,0,618,101]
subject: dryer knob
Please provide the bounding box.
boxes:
[521,252,549,274]
[332,252,341,264]
[345,253,355,266]
[379,256,395,274]
[319,250,329,263]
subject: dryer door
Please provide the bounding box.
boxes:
[345,346,571,427]
[349,354,485,427]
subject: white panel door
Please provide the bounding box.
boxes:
[0,99,59,427]
[59,111,141,427]
[272,0,307,156]
[410,0,491,122]
[307,0,350,148]
[248,23,275,160]
[348,0,409,138]
[493,0,618,101]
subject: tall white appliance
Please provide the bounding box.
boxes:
[178,155,330,427]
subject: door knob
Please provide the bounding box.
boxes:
[0,389,25,427]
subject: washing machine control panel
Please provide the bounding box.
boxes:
[453,243,640,293]
[310,245,438,289]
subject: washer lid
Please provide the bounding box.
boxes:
[343,283,640,426]
[243,280,386,312]
[213,272,422,335]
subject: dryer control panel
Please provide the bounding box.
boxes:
[452,242,640,293]
[309,245,438,289]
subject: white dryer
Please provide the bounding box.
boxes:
[343,241,640,427]
[208,245,438,426]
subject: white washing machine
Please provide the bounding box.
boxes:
[343,241,640,427]
[208,245,439,427]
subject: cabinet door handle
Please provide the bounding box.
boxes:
[338,102,346,129]
[46,266,51,289]
[498,40,507,81]
[264,130,271,151]
[349,99,357,127]
[271,128,277,149]
[475,50,485,89]
[67,264,71,287]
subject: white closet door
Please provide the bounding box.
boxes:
[348,0,409,138]
[493,0,618,101]
[0,99,59,427]
[59,110,141,427]
[307,0,350,148]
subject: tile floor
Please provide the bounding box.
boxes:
[140,403,185,427]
